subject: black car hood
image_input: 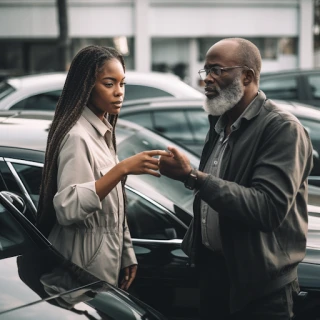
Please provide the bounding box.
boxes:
[0,247,165,319]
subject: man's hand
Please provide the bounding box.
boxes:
[159,146,192,182]
[120,264,138,291]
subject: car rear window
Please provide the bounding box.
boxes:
[0,82,15,101]
[10,90,62,111]
[307,75,320,99]
[124,84,173,100]
[259,77,298,100]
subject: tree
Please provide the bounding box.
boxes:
[57,0,70,71]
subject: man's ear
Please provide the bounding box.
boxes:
[243,70,254,86]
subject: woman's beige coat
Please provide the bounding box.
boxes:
[48,107,137,286]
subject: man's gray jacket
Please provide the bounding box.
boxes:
[181,91,314,313]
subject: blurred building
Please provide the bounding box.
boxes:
[0,0,314,89]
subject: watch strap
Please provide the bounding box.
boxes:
[184,168,198,190]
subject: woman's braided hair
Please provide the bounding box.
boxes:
[36,45,126,237]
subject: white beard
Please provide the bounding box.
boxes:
[203,76,243,116]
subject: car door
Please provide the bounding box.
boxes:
[125,186,198,319]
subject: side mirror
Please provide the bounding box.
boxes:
[164,227,177,239]
[1,191,26,214]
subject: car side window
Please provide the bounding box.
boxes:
[153,110,194,143]
[299,119,320,176]
[124,85,173,101]
[186,110,209,143]
[126,188,185,240]
[0,202,35,259]
[259,78,298,100]
[121,112,153,129]
[10,90,61,111]
[307,75,320,99]
[10,163,42,208]
[0,161,41,224]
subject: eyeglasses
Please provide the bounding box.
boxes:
[198,65,255,80]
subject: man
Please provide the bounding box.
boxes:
[159,38,313,320]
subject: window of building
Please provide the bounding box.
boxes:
[152,38,190,81]
[29,43,60,72]
[71,37,135,70]
[0,42,24,77]
[0,37,134,77]
[198,37,297,62]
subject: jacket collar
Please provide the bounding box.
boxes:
[209,90,267,129]
[81,106,113,138]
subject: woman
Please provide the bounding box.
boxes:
[36,45,171,291]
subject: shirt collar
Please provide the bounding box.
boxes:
[82,106,113,137]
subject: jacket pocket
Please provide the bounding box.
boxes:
[99,167,119,229]
[82,232,105,268]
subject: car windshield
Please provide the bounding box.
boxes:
[117,125,200,215]
[0,81,15,100]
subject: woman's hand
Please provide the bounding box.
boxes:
[96,150,172,200]
[120,150,172,177]
[120,264,138,291]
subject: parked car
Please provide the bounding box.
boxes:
[259,69,320,107]
[1,110,320,319]
[0,191,168,320]
[0,110,199,320]
[0,71,203,111]
[120,97,320,185]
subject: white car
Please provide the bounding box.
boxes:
[0,71,203,111]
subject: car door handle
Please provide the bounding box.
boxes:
[132,238,183,245]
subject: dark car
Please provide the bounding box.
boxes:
[259,69,320,107]
[1,110,320,319]
[120,97,320,185]
[0,110,199,320]
[0,191,168,320]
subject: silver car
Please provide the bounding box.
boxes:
[0,71,203,111]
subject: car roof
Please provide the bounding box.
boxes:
[0,110,151,151]
[121,96,320,121]
[5,71,203,99]
[7,73,67,91]
[122,97,204,108]
[260,68,320,78]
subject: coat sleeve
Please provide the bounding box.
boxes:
[198,118,314,232]
[53,132,102,225]
[121,217,138,268]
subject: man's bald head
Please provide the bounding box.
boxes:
[207,38,262,84]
